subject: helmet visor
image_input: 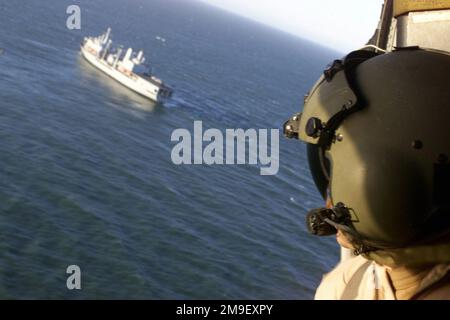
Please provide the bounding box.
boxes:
[306,144,331,200]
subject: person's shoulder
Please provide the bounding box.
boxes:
[325,255,370,284]
[315,255,370,300]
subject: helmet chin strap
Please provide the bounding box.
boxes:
[363,243,450,268]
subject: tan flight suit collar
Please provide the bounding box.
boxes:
[363,244,450,299]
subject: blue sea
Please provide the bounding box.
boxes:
[0,0,341,299]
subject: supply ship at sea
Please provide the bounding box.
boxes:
[81,28,172,103]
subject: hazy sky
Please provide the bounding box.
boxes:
[200,0,385,52]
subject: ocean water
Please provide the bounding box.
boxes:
[0,0,341,299]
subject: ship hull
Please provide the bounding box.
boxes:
[81,46,167,103]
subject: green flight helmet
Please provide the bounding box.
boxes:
[284,48,450,252]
